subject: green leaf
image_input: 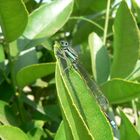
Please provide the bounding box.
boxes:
[111,1,140,78]
[16,63,55,87]
[0,125,29,140]
[13,48,38,86]
[54,42,113,140]
[73,0,107,15]
[73,20,103,45]
[54,121,66,140]
[17,0,73,50]
[43,104,61,122]
[14,48,38,73]
[0,44,5,64]
[132,0,140,22]
[23,0,73,40]
[136,116,140,134]
[0,100,16,125]
[119,109,140,140]
[56,65,93,140]
[88,32,110,84]
[101,78,140,104]
[78,41,92,73]
[61,110,74,140]
[27,127,47,140]
[127,60,140,80]
[0,82,14,102]
[0,0,28,42]
[24,0,38,13]
[0,44,5,84]
[22,95,50,121]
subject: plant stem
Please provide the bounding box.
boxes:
[70,16,104,31]
[132,100,138,125]
[4,42,27,123]
[103,0,111,45]
[4,43,16,89]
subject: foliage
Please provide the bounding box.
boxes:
[0,0,140,140]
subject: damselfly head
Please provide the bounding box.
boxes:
[60,40,69,47]
[59,40,78,62]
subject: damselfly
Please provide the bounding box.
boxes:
[56,40,117,131]
[60,41,109,111]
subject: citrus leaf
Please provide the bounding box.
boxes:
[119,109,140,140]
[16,63,55,87]
[88,32,110,84]
[101,78,140,104]
[0,126,29,140]
[0,100,16,125]
[0,0,28,42]
[111,1,140,78]
[56,64,93,140]
[27,127,47,140]
[23,0,73,39]
[54,121,66,140]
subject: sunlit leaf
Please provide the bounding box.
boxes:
[101,78,140,104]
[0,0,28,42]
[111,1,140,78]
[54,121,66,140]
[16,63,55,87]
[0,126,29,140]
[0,100,16,125]
[88,32,110,84]
[119,109,140,140]
[24,0,73,39]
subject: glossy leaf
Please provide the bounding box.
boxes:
[73,0,107,15]
[88,32,110,84]
[0,44,5,84]
[13,48,38,85]
[22,95,51,121]
[27,127,47,140]
[16,63,55,87]
[0,0,28,42]
[101,78,140,104]
[0,125,29,140]
[0,44,4,64]
[56,65,93,140]
[61,110,74,140]
[54,121,66,140]
[127,60,140,80]
[0,100,16,125]
[73,20,103,45]
[78,41,92,73]
[119,109,140,140]
[132,0,140,22]
[23,0,73,40]
[111,1,140,78]
[14,48,38,73]
[0,82,14,102]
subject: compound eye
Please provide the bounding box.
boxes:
[60,40,69,47]
[64,41,68,46]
